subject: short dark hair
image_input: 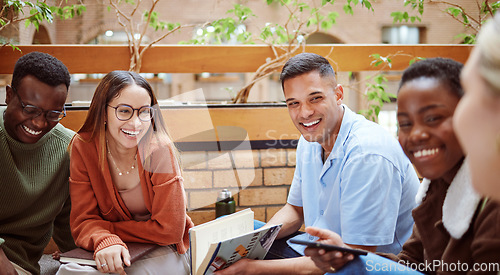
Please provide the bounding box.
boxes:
[11,51,71,91]
[280,53,336,89]
[399,57,464,98]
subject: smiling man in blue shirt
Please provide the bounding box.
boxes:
[217,53,419,275]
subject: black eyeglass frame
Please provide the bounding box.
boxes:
[10,86,67,122]
[107,104,155,122]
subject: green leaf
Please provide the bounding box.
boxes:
[409,56,425,65]
[320,20,331,30]
[418,0,424,15]
[343,4,353,15]
[454,33,476,44]
[327,11,339,24]
[447,7,461,17]
[390,11,401,23]
[308,17,318,26]
[461,13,469,24]
[362,0,373,11]
[10,44,20,52]
[390,11,412,23]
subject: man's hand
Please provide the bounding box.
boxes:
[215,258,255,275]
[304,227,355,273]
[0,247,17,275]
[94,244,130,275]
[52,250,61,260]
[214,256,325,275]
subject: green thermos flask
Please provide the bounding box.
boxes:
[215,189,236,218]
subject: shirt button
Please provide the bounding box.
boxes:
[320,210,324,215]
[309,236,315,240]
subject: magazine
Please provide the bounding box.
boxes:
[189,208,281,275]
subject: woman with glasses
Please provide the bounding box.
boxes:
[57,71,193,274]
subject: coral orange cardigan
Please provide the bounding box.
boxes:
[68,132,193,255]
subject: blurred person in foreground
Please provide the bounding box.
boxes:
[454,14,500,202]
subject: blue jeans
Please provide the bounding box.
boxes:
[329,253,423,274]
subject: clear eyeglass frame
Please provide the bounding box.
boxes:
[107,104,154,122]
[11,86,66,122]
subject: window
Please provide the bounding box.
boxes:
[377,26,426,136]
[382,26,422,44]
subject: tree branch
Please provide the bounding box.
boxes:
[430,0,481,26]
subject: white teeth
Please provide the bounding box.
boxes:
[23,125,42,135]
[414,148,439,158]
[303,120,320,127]
[122,129,139,136]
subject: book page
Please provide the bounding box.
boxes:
[190,208,254,274]
[202,224,282,275]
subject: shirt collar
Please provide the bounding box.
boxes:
[328,105,352,161]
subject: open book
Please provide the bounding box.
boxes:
[59,242,159,266]
[189,208,282,275]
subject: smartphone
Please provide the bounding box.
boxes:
[289,239,368,255]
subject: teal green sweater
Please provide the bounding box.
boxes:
[0,107,77,274]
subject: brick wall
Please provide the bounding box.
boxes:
[183,148,296,226]
[45,0,479,45]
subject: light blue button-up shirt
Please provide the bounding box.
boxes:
[288,105,419,254]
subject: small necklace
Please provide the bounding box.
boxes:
[106,140,137,176]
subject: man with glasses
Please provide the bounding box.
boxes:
[0,52,77,274]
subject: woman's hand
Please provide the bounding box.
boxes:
[94,244,131,274]
[52,250,61,260]
[0,248,17,275]
[304,227,355,273]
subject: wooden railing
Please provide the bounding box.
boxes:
[0,44,473,73]
[61,106,299,148]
